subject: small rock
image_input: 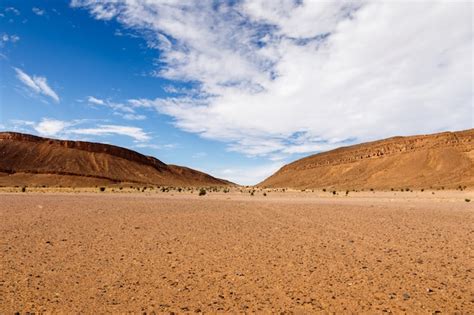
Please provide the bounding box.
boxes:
[403,293,410,300]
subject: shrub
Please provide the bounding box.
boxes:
[250,191,254,196]
[322,188,326,192]
[199,188,206,196]
[332,190,336,195]
[21,186,26,193]
[177,188,182,192]
[346,190,349,196]
[465,199,471,203]
[263,192,267,196]
[421,188,424,192]
[99,187,106,192]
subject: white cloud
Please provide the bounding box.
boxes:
[134,143,177,150]
[14,68,60,103]
[211,162,285,186]
[73,1,473,157]
[69,125,150,141]
[10,118,150,142]
[87,96,105,105]
[86,96,147,120]
[5,7,20,16]
[1,34,20,43]
[34,119,73,136]
[32,7,45,16]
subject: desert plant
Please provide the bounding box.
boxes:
[21,186,26,193]
[332,190,337,195]
[263,192,267,196]
[465,199,471,203]
[99,187,106,192]
[199,188,206,196]
[346,190,349,196]
[322,188,326,192]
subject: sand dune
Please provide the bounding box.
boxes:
[260,129,474,190]
[0,132,231,187]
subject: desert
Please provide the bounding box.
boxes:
[1,2,473,313]
[1,188,473,313]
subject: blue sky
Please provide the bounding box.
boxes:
[0,1,472,184]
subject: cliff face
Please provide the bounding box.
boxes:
[0,132,231,187]
[259,129,474,190]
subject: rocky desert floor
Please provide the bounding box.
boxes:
[0,189,473,313]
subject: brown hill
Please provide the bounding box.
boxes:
[0,132,231,187]
[259,129,474,190]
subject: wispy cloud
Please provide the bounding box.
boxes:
[4,7,20,16]
[73,1,473,158]
[1,33,20,43]
[14,68,60,103]
[86,96,147,120]
[211,162,285,186]
[32,7,45,16]
[134,143,177,150]
[10,118,150,142]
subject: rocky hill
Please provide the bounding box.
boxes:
[0,132,231,187]
[259,129,474,190]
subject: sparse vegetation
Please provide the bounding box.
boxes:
[99,187,106,192]
[322,188,326,192]
[332,190,337,195]
[21,186,26,193]
[465,199,471,203]
[199,188,206,196]
[263,192,267,196]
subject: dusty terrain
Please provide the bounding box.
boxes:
[261,129,474,190]
[1,190,473,313]
[0,132,231,187]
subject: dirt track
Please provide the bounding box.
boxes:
[1,192,473,313]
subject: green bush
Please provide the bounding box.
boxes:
[199,188,206,196]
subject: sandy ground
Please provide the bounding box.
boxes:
[0,190,473,313]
